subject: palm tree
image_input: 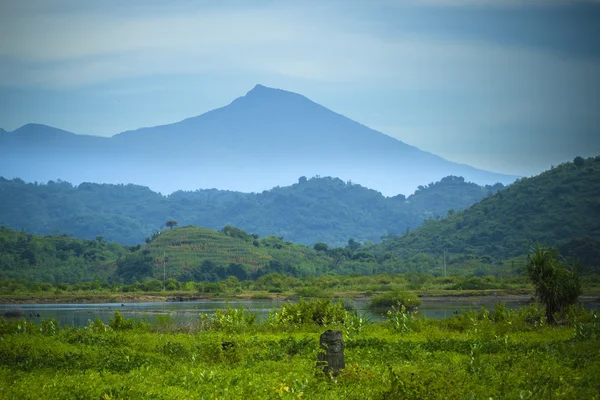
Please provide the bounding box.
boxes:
[526,244,582,324]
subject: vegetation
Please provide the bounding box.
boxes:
[0,226,126,283]
[526,244,583,324]
[0,175,502,246]
[368,291,422,311]
[2,271,555,301]
[0,300,599,399]
[0,157,598,287]
[165,220,178,230]
[0,224,513,284]
[371,157,600,273]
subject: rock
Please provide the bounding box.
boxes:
[317,330,345,376]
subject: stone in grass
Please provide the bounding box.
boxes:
[317,330,345,376]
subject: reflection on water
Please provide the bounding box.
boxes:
[1,298,597,327]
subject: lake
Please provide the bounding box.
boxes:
[2,295,584,327]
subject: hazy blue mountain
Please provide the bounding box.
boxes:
[0,85,517,195]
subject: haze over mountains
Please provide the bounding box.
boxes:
[0,85,517,196]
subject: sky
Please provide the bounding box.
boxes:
[1,0,599,177]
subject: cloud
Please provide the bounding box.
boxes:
[412,0,600,5]
[1,1,599,92]
[0,1,598,177]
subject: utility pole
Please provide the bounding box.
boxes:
[443,249,447,278]
[163,250,166,290]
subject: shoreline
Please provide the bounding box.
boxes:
[1,289,598,305]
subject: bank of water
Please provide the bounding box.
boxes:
[4,296,586,327]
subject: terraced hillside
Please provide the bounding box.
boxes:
[115,226,332,282]
[146,226,272,273]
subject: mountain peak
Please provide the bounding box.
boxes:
[247,84,274,94]
[250,83,268,91]
[246,84,286,97]
[243,84,307,102]
[10,124,78,141]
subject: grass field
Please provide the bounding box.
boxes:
[1,300,599,399]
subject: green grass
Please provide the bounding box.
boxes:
[0,301,599,399]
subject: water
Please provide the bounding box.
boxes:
[1,297,597,327]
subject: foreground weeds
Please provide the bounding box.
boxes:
[0,300,599,399]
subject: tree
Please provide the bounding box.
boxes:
[573,156,584,167]
[165,220,178,230]
[347,238,361,252]
[525,244,583,324]
[313,242,329,252]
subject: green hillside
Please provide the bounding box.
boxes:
[115,225,338,283]
[4,158,598,284]
[0,226,126,283]
[370,156,600,272]
[0,175,502,246]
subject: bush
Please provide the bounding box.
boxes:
[109,311,134,330]
[269,298,346,325]
[295,287,326,298]
[526,245,583,324]
[199,307,257,333]
[368,291,421,311]
[387,305,419,333]
[451,277,497,290]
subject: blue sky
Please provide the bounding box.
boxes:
[1,0,599,176]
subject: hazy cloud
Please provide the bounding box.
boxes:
[0,0,598,177]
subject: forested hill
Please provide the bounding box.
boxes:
[0,226,127,283]
[0,175,501,246]
[370,156,600,271]
[0,224,451,284]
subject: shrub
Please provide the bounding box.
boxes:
[269,298,346,325]
[199,307,257,333]
[249,292,271,300]
[368,291,421,311]
[513,303,546,329]
[451,277,497,290]
[109,311,134,330]
[526,244,583,324]
[295,287,326,298]
[387,305,419,333]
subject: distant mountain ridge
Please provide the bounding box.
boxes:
[0,85,517,196]
[0,175,502,246]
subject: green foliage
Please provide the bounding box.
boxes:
[368,291,422,311]
[165,220,178,229]
[108,311,134,330]
[199,307,258,333]
[572,310,600,341]
[371,157,600,272]
[269,298,347,326]
[0,226,125,283]
[386,305,419,333]
[1,304,600,399]
[313,242,328,252]
[0,174,499,247]
[526,244,583,324]
[450,276,499,290]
